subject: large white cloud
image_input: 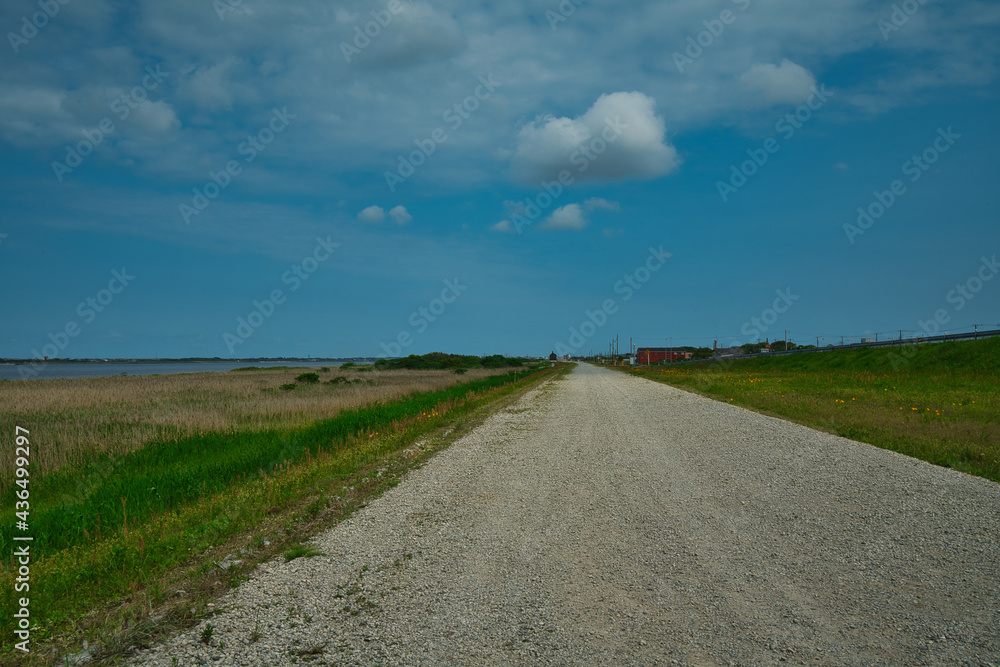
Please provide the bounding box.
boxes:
[510,91,680,185]
[738,59,817,107]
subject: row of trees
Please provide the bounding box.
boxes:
[371,352,526,370]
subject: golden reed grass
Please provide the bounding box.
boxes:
[0,367,503,488]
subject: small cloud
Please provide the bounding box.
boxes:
[584,197,620,212]
[833,162,850,171]
[503,200,527,217]
[602,227,625,238]
[358,205,385,223]
[739,59,817,107]
[389,205,412,225]
[543,203,587,231]
[335,9,359,23]
[491,219,513,232]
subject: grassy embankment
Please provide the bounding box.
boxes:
[0,359,566,665]
[618,337,999,483]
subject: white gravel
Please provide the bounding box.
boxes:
[129,363,1000,666]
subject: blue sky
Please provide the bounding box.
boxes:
[1,0,998,359]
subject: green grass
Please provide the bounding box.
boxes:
[283,543,322,562]
[1,368,545,555]
[619,338,1000,483]
[0,362,561,666]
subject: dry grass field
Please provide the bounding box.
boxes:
[0,366,505,487]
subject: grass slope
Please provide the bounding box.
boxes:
[622,338,999,483]
[0,364,563,666]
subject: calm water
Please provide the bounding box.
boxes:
[0,361,349,381]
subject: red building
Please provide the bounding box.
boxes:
[635,347,691,364]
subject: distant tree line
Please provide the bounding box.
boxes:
[372,352,526,370]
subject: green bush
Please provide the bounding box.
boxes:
[280,383,297,391]
[296,372,320,384]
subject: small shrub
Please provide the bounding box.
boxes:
[296,372,320,384]
[326,376,349,385]
[318,367,330,373]
[340,362,356,369]
[200,624,214,645]
[284,544,322,561]
[454,368,467,374]
[279,383,297,391]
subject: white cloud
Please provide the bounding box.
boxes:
[543,203,587,231]
[358,205,385,223]
[178,57,249,111]
[491,219,513,232]
[738,59,817,107]
[350,2,467,69]
[584,197,620,212]
[389,205,412,225]
[510,91,680,184]
[129,100,181,134]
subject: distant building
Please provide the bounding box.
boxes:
[635,347,691,364]
[548,351,558,361]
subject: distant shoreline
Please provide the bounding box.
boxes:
[0,357,376,365]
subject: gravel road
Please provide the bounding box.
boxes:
[131,363,1000,666]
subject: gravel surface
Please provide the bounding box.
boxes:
[130,363,1000,666]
